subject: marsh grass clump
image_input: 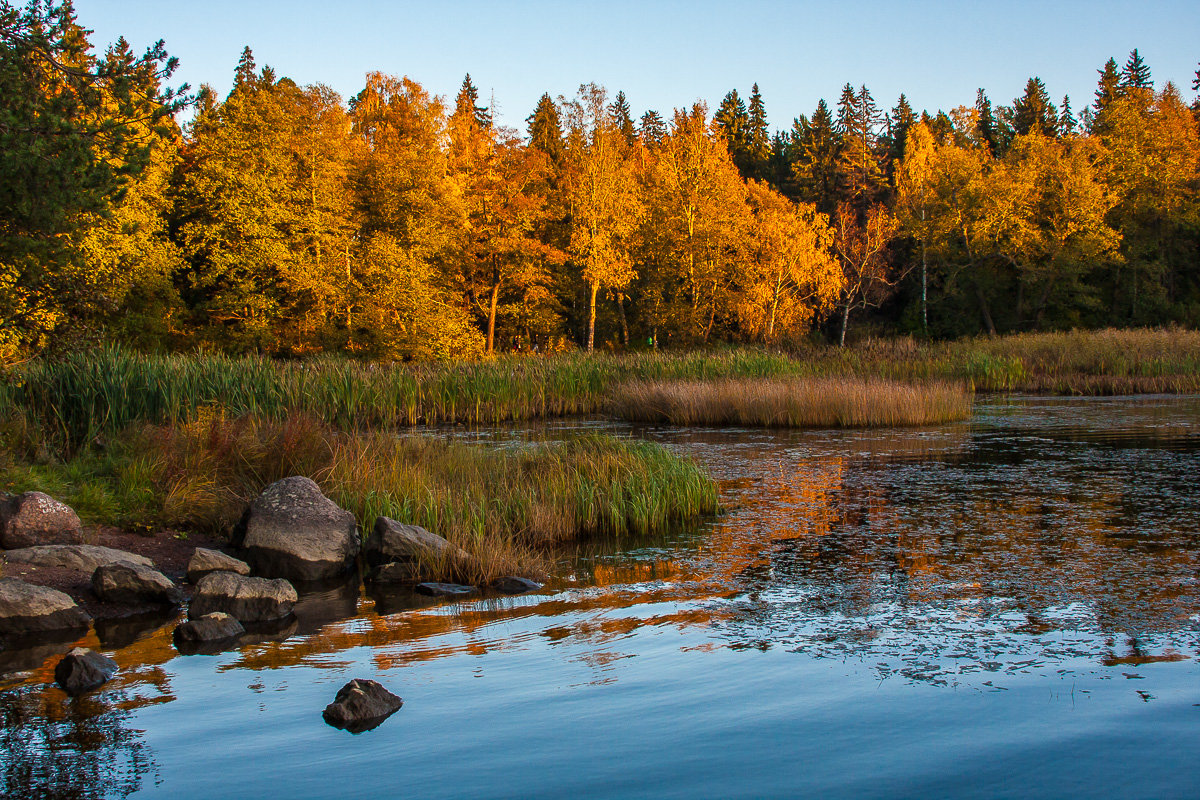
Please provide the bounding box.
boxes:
[0,412,719,583]
[609,377,973,428]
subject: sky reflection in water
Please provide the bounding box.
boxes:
[2,395,1198,798]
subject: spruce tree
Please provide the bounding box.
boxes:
[608,90,636,145]
[1120,48,1152,90]
[713,89,750,172]
[1012,77,1058,136]
[1095,58,1121,110]
[1058,94,1077,135]
[638,109,666,147]
[747,82,770,179]
[885,93,916,164]
[233,46,256,88]
[455,73,490,130]
[974,88,1006,155]
[526,92,563,163]
[791,100,840,213]
[835,84,884,204]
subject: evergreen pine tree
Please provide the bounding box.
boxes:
[974,88,1007,155]
[713,88,750,173]
[638,109,666,147]
[1095,58,1121,110]
[1120,48,1152,90]
[455,73,490,130]
[791,100,840,213]
[1058,94,1077,135]
[834,84,884,204]
[885,93,916,164]
[608,90,636,145]
[233,46,256,88]
[526,92,563,163]
[1012,77,1058,136]
[747,82,770,179]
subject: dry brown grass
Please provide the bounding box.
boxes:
[609,377,973,428]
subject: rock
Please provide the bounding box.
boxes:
[414,582,478,599]
[92,562,183,606]
[3,544,153,573]
[237,477,359,581]
[490,576,543,594]
[54,648,118,695]
[0,492,83,549]
[188,571,297,623]
[174,612,244,643]
[94,609,177,649]
[322,678,403,733]
[365,561,423,585]
[364,517,470,569]
[0,578,91,636]
[186,548,250,584]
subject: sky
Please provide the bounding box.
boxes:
[72,0,1199,132]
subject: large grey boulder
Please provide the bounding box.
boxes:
[0,578,91,635]
[174,612,244,643]
[186,548,250,584]
[323,679,403,733]
[92,562,183,606]
[54,648,118,695]
[0,492,83,549]
[188,571,297,623]
[364,517,472,572]
[3,544,152,573]
[237,477,359,581]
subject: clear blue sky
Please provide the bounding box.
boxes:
[73,0,1198,132]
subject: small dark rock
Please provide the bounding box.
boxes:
[414,582,478,598]
[2,544,153,573]
[189,571,297,623]
[54,648,118,695]
[323,678,403,733]
[365,517,471,569]
[0,492,82,549]
[92,562,183,606]
[490,576,543,594]
[174,611,245,644]
[186,548,250,584]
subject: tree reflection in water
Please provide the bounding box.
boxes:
[0,684,158,799]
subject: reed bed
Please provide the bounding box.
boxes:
[0,413,719,583]
[1,329,1197,450]
[608,377,973,428]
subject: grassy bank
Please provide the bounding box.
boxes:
[1,328,1196,449]
[0,414,719,582]
[609,377,972,427]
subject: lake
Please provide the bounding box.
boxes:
[2,395,1198,798]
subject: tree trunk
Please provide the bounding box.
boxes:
[486,278,500,354]
[839,302,851,347]
[587,280,599,352]
[976,285,997,337]
[616,292,629,347]
[920,230,928,335]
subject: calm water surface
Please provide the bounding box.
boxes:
[2,395,1199,799]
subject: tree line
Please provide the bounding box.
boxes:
[2,2,1198,362]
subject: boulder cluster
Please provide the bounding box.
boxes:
[2,478,544,725]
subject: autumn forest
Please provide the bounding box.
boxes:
[3,3,1199,364]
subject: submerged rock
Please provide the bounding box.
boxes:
[414,582,478,599]
[188,571,297,623]
[490,576,543,594]
[92,562,184,606]
[366,561,424,585]
[174,612,245,644]
[323,678,403,733]
[0,578,91,636]
[364,517,470,569]
[0,492,82,549]
[54,648,118,695]
[187,548,250,584]
[237,477,359,581]
[3,544,153,573]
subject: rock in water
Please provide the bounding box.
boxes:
[414,582,478,598]
[237,477,359,581]
[54,648,118,695]
[0,492,83,549]
[188,571,297,623]
[490,576,544,594]
[2,544,153,573]
[0,578,91,636]
[323,678,403,733]
[174,612,245,643]
[366,561,424,585]
[92,562,184,606]
[364,517,470,568]
[186,548,250,584]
